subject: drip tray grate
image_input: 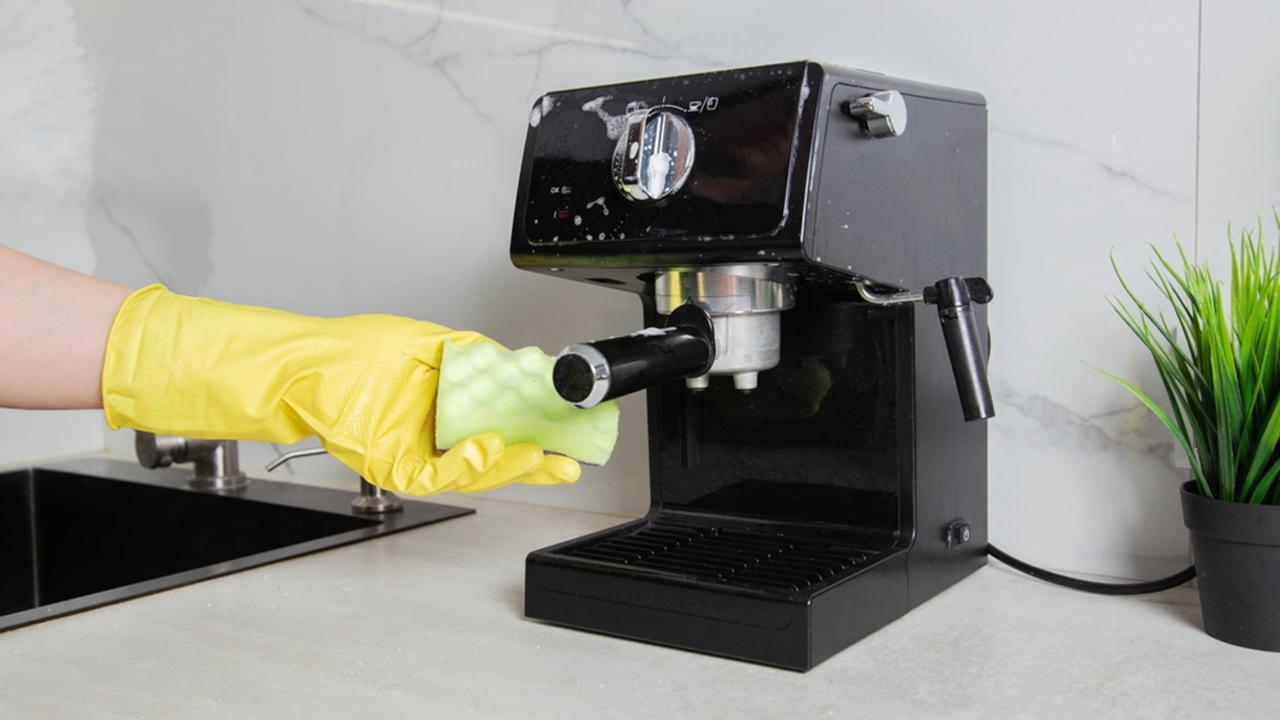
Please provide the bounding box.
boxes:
[562,523,886,593]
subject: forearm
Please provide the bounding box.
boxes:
[0,245,133,409]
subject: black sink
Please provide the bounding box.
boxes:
[0,458,472,631]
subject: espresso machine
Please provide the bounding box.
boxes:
[510,61,992,671]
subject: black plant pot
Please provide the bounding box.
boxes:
[1181,481,1280,651]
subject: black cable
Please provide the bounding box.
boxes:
[987,544,1196,595]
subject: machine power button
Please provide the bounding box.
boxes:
[945,519,972,549]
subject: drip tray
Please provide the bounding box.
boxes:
[561,521,886,594]
[525,516,909,670]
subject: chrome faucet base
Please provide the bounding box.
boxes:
[190,439,250,491]
[136,432,250,492]
[188,470,251,493]
[351,478,404,515]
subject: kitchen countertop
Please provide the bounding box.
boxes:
[1,480,1277,719]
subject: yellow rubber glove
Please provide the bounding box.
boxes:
[101,285,581,495]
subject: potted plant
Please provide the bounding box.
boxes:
[1110,214,1280,651]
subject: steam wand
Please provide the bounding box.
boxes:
[854,277,995,421]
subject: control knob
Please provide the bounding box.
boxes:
[844,89,908,138]
[611,108,696,202]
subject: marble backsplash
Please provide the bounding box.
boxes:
[3,0,1276,578]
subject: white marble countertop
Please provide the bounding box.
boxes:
[1,486,1276,719]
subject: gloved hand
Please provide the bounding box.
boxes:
[101,285,581,495]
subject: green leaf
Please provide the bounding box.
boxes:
[1109,215,1280,504]
[1241,399,1280,500]
[1248,461,1280,504]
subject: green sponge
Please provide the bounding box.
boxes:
[435,340,620,466]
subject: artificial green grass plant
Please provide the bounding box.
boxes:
[1109,214,1280,505]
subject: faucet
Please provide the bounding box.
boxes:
[265,447,403,515]
[134,431,249,491]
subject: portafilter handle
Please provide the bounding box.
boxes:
[553,304,715,408]
[854,276,995,422]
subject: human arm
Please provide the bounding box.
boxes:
[0,245,132,409]
[0,245,580,494]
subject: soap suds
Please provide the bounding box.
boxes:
[632,327,675,338]
[582,96,628,140]
[644,152,672,197]
[585,196,609,216]
[528,94,556,127]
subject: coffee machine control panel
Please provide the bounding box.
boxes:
[517,62,815,248]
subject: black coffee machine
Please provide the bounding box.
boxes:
[510,61,992,671]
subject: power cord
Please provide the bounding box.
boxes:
[987,544,1196,595]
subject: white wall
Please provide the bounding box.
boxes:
[1198,0,1280,252]
[6,0,1277,579]
[0,0,105,466]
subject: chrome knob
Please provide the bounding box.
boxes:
[844,90,908,138]
[135,431,188,468]
[612,108,696,202]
